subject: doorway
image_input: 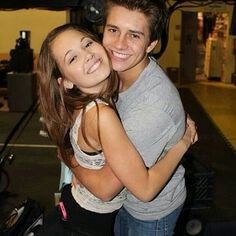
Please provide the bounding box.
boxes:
[179,11,198,84]
[179,11,229,84]
[196,12,229,82]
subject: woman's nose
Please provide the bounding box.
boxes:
[86,52,94,62]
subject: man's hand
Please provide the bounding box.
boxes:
[72,174,82,188]
[186,113,198,144]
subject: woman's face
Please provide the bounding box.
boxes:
[51,29,111,94]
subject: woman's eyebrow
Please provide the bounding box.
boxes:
[64,49,72,63]
[81,36,90,42]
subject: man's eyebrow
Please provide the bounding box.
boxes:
[105,24,144,36]
[105,24,118,29]
[129,30,144,36]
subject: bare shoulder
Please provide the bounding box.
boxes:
[84,103,119,125]
[98,104,121,126]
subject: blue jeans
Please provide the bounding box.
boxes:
[114,205,183,236]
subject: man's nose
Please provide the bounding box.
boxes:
[114,34,128,49]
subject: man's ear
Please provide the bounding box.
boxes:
[146,40,158,54]
[57,77,74,89]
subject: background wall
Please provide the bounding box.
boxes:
[158,11,181,69]
[0,4,235,83]
[0,9,67,60]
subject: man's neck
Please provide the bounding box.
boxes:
[118,57,150,92]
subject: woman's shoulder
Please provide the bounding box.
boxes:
[85,99,109,111]
[73,99,109,116]
[85,100,118,126]
[82,99,114,121]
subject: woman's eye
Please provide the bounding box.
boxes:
[69,56,77,64]
[85,41,93,48]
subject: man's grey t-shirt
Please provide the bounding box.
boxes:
[116,58,186,220]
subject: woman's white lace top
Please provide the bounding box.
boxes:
[70,99,126,213]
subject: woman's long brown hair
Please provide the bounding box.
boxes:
[37,24,119,167]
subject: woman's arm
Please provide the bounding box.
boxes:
[70,158,124,201]
[98,106,196,202]
[71,105,197,202]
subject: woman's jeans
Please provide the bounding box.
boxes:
[114,205,183,236]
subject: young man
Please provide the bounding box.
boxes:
[64,0,195,235]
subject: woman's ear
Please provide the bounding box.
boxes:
[146,40,158,54]
[57,77,63,86]
[57,77,74,89]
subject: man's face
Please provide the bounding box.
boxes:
[102,6,155,74]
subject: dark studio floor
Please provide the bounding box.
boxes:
[0,80,236,235]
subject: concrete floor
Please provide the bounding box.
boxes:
[177,81,236,235]
[184,81,236,150]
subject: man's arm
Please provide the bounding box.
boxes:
[70,156,124,201]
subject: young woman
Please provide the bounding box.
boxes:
[37,23,197,235]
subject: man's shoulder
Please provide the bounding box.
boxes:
[147,57,165,72]
[143,59,171,85]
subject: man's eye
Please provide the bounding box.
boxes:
[131,34,140,39]
[108,28,117,33]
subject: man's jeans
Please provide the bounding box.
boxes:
[114,205,183,236]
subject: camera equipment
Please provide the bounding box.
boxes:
[9,31,34,73]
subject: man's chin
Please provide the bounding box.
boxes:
[111,62,129,73]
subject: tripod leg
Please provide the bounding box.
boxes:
[0,169,10,193]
